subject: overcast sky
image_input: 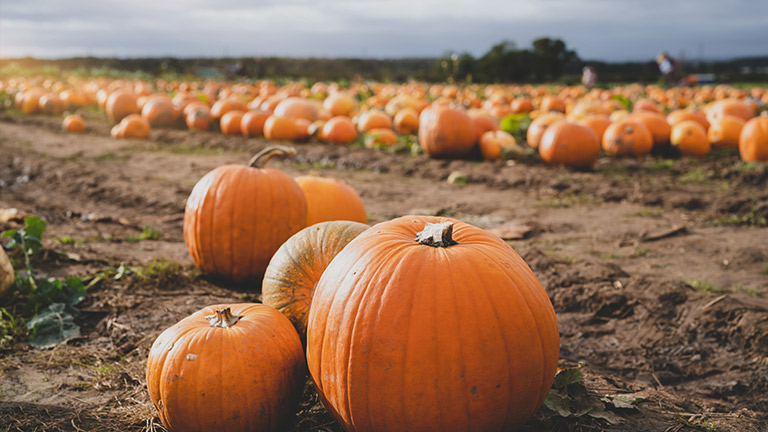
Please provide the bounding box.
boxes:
[1,0,767,62]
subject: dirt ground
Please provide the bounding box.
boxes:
[1,110,767,432]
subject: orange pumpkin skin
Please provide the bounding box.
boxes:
[479,130,517,161]
[628,111,671,147]
[211,98,247,119]
[393,108,419,135]
[364,128,398,148]
[294,174,367,226]
[667,109,709,130]
[306,216,560,432]
[264,115,299,141]
[263,221,369,338]
[147,304,305,432]
[602,119,653,157]
[62,114,86,133]
[418,106,477,157]
[274,97,320,122]
[739,116,768,162]
[323,93,357,117]
[184,147,307,282]
[322,116,358,145]
[577,115,611,142]
[708,115,745,149]
[671,120,710,157]
[539,121,600,168]
[357,110,393,132]
[526,112,565,148]
[185,106,212,131]
[106,90,138,124]
[141,95,177,128]
[118,114,151,139]
[241,110,270,137]
[220,110,245,136]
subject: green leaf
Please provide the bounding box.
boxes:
[23,217,47,240]
[612,95,630,111]
[499,113,532,139]
[552,367,584,389]
[27,303,80,349]
[543,391,573,417]
[588,409,622,425]
[601,394,642,409]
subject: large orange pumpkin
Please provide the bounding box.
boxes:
[262,221,369,338]
[264,115,299,141]
[322,116,358,145]
[141,95,177,128]
[105,89,138,124]
[602,119,653,157]
[306,216,560,432]
[418,106,477,157]
[294,174,367,226]
[184,146,307,283]
[739,116,768,162]
[147,304,305,432]
[539,121,600,168]
[220,110,245,136]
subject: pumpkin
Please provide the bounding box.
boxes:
[393,108,419,135]
[357,110,393,132]
[601,119,653,157]
[469,112,498,139]
[739,116,768,162]
[708,115,745,149]
[323,93,357,117]
[479,130,517,161]
[62,114,86,133]
[666,109,709,130]
[185,105,212,131]
[706,99,754,124]
[670,120,710,157]
[264,115,299,141]
[364,128,398,148]
[117,114,151,139]
[525,112,565,148]
[147,304,305,432]
[184,146,307,282]
[220,110,245,136]
[632,98,663,114]
[295,174,367,226]
[211,97,247,119]
[540,95,566,113]
[306,216,560,432]
[510,97,534,114]
[539,121,600,168]
[322,116,358,145]
[263,221,369,338]
[628,111,671,147]
[418,105,477,157]
[274,97,320,122]
[39,93,66,115]
[106,89,139,124]
[241,110,270,137]
[0,247,14,299]
[141,95,177,128]
[576,115,611,142]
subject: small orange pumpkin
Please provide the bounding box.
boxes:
[323,93,357,117]
[185,105,212,131]
[739,116,768,162]
[394,108,419,135]
[479,130,517,161]
[364,128,398,148]
[601,119,653,157]
[628,111,671,147]
[322,116,358,145]
[106,89,138,124]
[539,121,600,168]
[220,110,245,136]
[708,115,745,149]
[147,304,305,432]
[670,120,710,157]
[357,110,393,132]
[141,95,177,128]
[62,114,86,133]
[526,112,565,148]
[263,221,369,338]
[274,97,320,122]
[418,105,477,157]
[295,174,367,226]
[240,110,270,137]
[264,115,299,141]
[118,114,151,139]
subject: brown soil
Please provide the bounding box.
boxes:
[1,112,767,432]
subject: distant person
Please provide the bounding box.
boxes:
[656,52,681,87]
[581,65,597,89]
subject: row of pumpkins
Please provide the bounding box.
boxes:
[147,145,560,431]
[6,76,768,165]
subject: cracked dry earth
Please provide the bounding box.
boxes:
[1,112,767,431]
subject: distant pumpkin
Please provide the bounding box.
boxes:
[738,116,768,162]
[62,114,86,134]
[418,105,477,158]
[295,174,367,226]
[539,121,600,168]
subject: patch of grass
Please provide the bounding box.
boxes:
[538,193,601,208]
[55,235,84,246]
[631,246,652,258]
[730,285,763,297]
[290,160,338,170]
[603,164,629,180]
[590,250,624,260]
[733,161,764,174]
[0,307,29,350]
[92,152,123,162]
[132,258,197,289]
[651,159,675,171]
[545,250,575,264]
[674,414,719,432]
[681,167,709,184]
[686,280,725,294]
[73,360,115,376]
[124,225,163,243]
[715,208,768,227]
[761,264,768,275]
[630,207,662,218]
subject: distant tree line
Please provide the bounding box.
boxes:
[1,38,766,84]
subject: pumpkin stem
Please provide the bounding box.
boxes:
[205,307,242,328]
[248,145,297,168]
[415,222,458,248]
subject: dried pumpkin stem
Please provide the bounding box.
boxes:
[248,145,297,168]
[415,222,458,248]
[206,307,242,328]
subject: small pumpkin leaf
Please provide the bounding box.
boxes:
[552,367,584,389]
[27,302,80,349]
[543,391,573,417]
[601,394,642,409]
